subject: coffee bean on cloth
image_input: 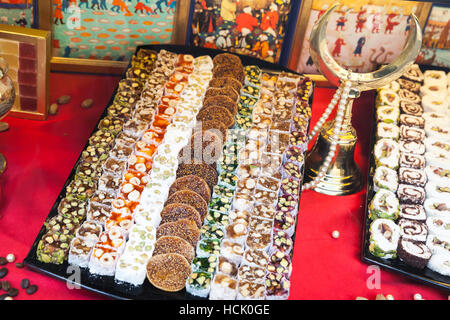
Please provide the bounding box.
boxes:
[26,285,38,295]
[0,268,8,279]
[81,98,94,109]
[57,95,71,105]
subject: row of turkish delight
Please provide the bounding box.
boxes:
[186,63,262,298]
[115,53,215,286]
[184,67,312,300]
[144,53,248,292]
[36,50,160,265]
[67,49,179,276]
[369,65,450,277]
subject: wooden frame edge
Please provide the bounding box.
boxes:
[287,0,313,73]
[172,0,191,45]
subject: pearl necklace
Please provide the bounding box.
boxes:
[303,80,352,190]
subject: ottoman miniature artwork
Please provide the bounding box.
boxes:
[51,0,178,61]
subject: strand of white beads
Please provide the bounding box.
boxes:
[307,86,343,141]
[303,80,352,190]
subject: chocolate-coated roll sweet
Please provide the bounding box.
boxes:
[398,204,426,221]
[400,100,423,116]
[397,79,420,93]
[397,184,425,205]
[398,238,431,269]
[399,153,425,169]
[398,167,427,187]
[399,139,425,155]
[398,218,428,242]
[399,89,421,104]
[399,125,426,141]
[401,64,424,83]
[399,114,425,128]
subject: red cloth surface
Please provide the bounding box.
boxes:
[0,73,447,300]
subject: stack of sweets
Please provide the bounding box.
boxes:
[420,70,450,276]
[37,49,158,265]
[183,54,312,300]
[144,54,216,291]
[369,64,450,277]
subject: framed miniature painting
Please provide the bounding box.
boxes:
[39,0,190,74]
[0,0,36,28]
[0,24,51,120]
[288,0,431,76]
[189,0,294,64]
[417,3,450,68]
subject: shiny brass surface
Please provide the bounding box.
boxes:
[305,4,422,195]
[305,101,362,195]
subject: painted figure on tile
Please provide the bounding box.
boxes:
[260,3,279,38]
[14,11,27,27]
[111,0,130,14]
[202,0,217,33]
[385,12,400,34]
[353,36,366,57]
[331,37,346,57]
[192,1,205,34]
[167,0,176,13]
[355,8,367,33]
[62,0,70,12]
[79,0,89,9]
[54,0,65,25]
[371,11,382,33]
[236,6,258,35]
[335,13,347,31]
[91,0,100,10]
[135,0,146,14]
[203,35,217,49]
[99,0,108,10]
[315,5,328,23]
[155,0,168,13]
[404,15,411,35]
[216,29,232,49]
[253,33,270,59]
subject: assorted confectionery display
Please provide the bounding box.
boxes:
[33,47,313,299]
[184,62,313,300]
[369,64,450,277]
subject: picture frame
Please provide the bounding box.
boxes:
[188,0,295,65]
[39,0,191,75]
[417,2,450,68]
[0,24,51,120]
[287,0,432,85]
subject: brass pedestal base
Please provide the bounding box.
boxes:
[304,120,362,196]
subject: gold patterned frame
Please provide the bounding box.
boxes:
[0,25,51,120]
[39,1,191,74]
[288,0,432,87]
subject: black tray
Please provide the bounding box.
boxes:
[23,45,314,300]
[360,75,450,292]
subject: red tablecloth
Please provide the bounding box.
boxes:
[0,73,447,300]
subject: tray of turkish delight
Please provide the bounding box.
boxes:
[361,64,450,292]
[23,45,314,300]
